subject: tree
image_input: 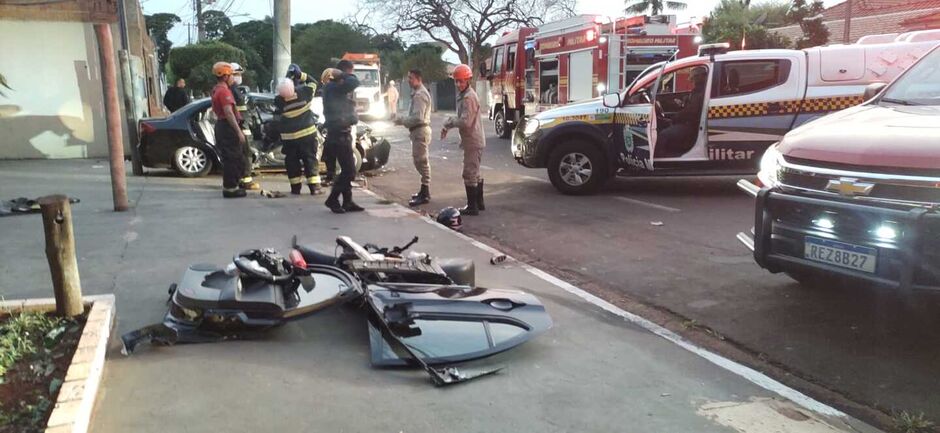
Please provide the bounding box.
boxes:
[145,13,181,71]
[292,20,374,78]
[787,0,829,48]
[201,10,232,40]
[702,0,791,50]
[222,18,274,88]
[390,43,448,82]
[362,0,575,81]
[625,0,687,15]
[167,41,247,94]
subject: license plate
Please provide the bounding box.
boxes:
[804,237,877,273]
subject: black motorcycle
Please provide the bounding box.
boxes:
[122,236,552,385]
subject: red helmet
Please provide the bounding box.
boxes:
[453,64,473,81]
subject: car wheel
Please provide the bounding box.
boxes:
[494,110,511,139]
[547,141,609,195]
[173,146,212,177]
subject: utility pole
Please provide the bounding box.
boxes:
[273,0,291,84]
[195,0,206,42]
[94,23,130,212]
[843,0,853,44]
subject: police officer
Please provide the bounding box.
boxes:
[273,73,322,195]
[393,69,432,207]
[319,68,338,186]
[441,64,485,215]
[230,62,259,190]
[210,62,247,198]
[322,61,363,214]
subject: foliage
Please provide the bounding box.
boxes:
[168,41,247,94]
[395,43,449,82]
[0,312,65,379]
[144,13,181,71]
[362,0,575,80]
[201,10,232,40]
[625,0,687,15]
[292,20,374,79]
[222,18,274,88]
[703,0,791,50]
[893,411,935,433]
[787,0,829,48]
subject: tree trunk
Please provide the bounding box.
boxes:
[39,195,84,318]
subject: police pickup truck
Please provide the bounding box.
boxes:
[513,34,940,195]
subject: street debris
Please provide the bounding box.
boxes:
[121,236,552,386]
[650,221,664,226]
[260,190,287,198]
[490,254,508,265]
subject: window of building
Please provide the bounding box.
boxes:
[714,59,791,98]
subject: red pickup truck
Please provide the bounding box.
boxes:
[738,45,940,292]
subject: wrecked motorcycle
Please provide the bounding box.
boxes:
[122,236,552,385]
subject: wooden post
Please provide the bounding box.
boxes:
[39,195,84,318]
[94,23,130,212]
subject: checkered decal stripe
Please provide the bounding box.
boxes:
[707,95,865,119]
[615,113,649,126]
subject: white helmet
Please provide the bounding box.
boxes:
[276,78,295,98]
[231,62,244,74]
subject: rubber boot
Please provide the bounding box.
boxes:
[477,180,485,211]
[409,185,430,207]
[223,188,247,199]
[240,180,261,191]
[325,191,345,213]
[308,184,323,195]
[290,183,303,195]
[460,185,479,216]
[342,190,364,212]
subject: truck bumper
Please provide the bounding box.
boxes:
[737,180,940,292]
[511,120,544,168]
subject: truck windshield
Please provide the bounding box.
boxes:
[881,48,940,106]
[353,69,380,86]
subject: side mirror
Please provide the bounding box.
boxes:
[602,92,621,108]
[864,82,888,100]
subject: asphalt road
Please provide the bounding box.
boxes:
[365,113,940,428]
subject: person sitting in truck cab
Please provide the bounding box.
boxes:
[656,66,708,158]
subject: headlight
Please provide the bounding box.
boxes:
[757,145,781,187]
[523,118,541,135]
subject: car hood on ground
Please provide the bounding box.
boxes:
[778,104,940,171]
[533,97,605,121]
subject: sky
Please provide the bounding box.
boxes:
[140,0,844,51]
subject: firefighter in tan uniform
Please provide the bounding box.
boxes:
[394,69,433,207]
[441,64,485,216]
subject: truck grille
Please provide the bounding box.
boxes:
[778,157,940,206]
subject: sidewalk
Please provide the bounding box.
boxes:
[0,160,880,433]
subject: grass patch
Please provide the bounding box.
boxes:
[893,411,935,433]
[0,311,83,433]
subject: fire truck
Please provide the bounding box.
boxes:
[487,14,699,138]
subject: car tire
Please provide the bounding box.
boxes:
[494,110,511,139]
[173,145,212,177]
[547,141,609,195]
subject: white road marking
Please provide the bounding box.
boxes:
[613,196,681,212]
[360,186,848,419]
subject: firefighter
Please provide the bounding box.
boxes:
[273,75,322,195]
[393,69,432,207]
[441,64,485,216]
[322,61,363,214]
[210,62,247,198]
[230,62,259,190]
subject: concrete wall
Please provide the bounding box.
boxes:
[0,20,119,159]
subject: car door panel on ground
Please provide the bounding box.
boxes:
[706,55,803,169]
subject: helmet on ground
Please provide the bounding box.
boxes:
[231,62,244,74]
[212,62,233,77]
[436,207,463,231]
[286,63,302,79]
[453,64,472,81]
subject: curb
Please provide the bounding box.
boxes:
[0,294,116,433]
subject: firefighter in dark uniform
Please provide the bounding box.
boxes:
[230,62,259,190]
[322,61,363,214]
[273,74,322,195]
[210,62,247,198]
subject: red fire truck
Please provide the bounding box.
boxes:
[487,15,699,138]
